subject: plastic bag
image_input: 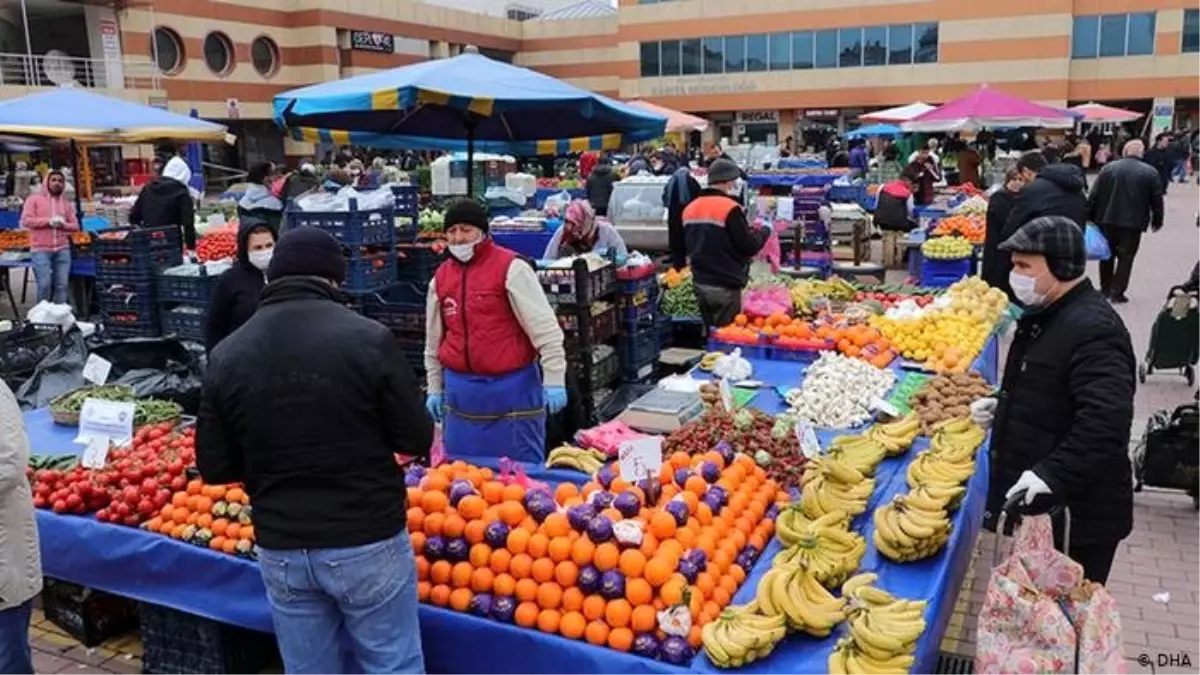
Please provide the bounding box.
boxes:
[26,301,75,331]
[712,348,752,381]
[753,222,782,273]
[1084,224,1112,261]
[16,325,88,410]
[89,338,206,414]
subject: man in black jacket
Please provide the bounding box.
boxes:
[1143,133,1175,192]
[1088,139,1165,303]
[976,216,1135,584]
[197,227,433,673]
[129,156,197,249]
[665,165,702,270]
[1000,152,1087,248]
[585,159,617,217]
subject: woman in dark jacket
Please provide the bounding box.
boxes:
[130,156,197,249]
[980,169,1024,298]
[204,218,277,353]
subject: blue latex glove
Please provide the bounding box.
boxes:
[613,253,628,267]
[425,394,444,423]
[544,386,568,414]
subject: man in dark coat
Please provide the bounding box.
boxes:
[665,165,702,270]
[1001,151,1088,248]
[585,159,617,217]
[1143,133,1175,193]
[204,218,276,353]
[129,156,197,249]
[975,216,1135,584]
[980,169,1024,298]
[1087,138,1165,303]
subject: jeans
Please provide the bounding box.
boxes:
[257,530,424,675]
[0,599,34,674]
[1172,159,1189,183]
[30,248,70,305]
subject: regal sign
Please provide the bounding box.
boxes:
[350,30,394,54]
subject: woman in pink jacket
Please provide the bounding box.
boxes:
[19,170,78,304]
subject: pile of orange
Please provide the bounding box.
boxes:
[142,479,256,557]
[407,453,781,663]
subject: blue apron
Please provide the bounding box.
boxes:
[443,363,546,464]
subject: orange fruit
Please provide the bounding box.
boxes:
[639,533,659,558]
[171,492,188,508]
[618,549,646,579]
[519,516,538,534]
[536,582,563,610]
[593,543,620,572]
[581,594,607,621]
[209,535,226,550]
[450,562,474,589]
[604,599,632,628]
[684,475,708,497]
[421,491,448,514]
[547,537,572,563]
[561,587,584,612]
[481,481,505,504]
[416,556,430,581]
[643,557,673,587]
[464,519,487,544]
[695,572,717,599]
[515,578,540,602]
[417,581,431,602]
[625,578,653,606]
[449,588,473,612]
[469,543,492,568]
[186,479,203,495]
[688,625,703,649]
[526,533,549,559]
[649,511,677,539]
[423,473,449,492]
[224,523,241,540]
[536,609,561,634]
[571,538,596,567]
[660,575,687,606]
[430,560,452,585]
[509,553,533,579]
[630,604,657,633]
[490,548,512,574]
[711,585,731,608]
[499,501,526,527]
[470,567,494,593]
[514,602,540,627]
[492,573,516,597]
[226,487,246,504]
[442,514,466,539]
[584,620,610,646]
[501,483,526,503]
[457,495,486,520]
[543,513,570,538]
[607,627,634,652]
[728,564,746,585]
[560,611,587,639]
[429,584,451,607]
[554,483,579,505]
[530,557,555,583]
[554,561,579,587]
[507,528,530,555]
[407,508,425,533]
[423,512,445,537]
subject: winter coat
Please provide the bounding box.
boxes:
[986,279,1135,546]
[130,163,197,249]
[683,189,769,290]
[237,184,283,233]
[1088,157,1165,233]
[1143,147,1173,189]
[585,163,617,216]
[873,180,915,232]
[0,380,41,611]
[981,188,1019,297]
[1001,164,1088,242]
[204,219,276,354]
[196,276,433,550]
[665,167,702,269]
[19,185,79,252]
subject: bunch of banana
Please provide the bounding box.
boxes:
[544,445,606,473]
[775,507,849,547]
[800,459,876,519]
[929,417,986,460]
[834,575,928,672]
[700,602,787,669]
[772,513,865,588]
[828,636,917,675]
[908,484,966,512]
[905,448,975,491]
[825,434,888,475]
[866,411,921,456]
[755,564,847,636]
[873,493,952,562]
[698,351,724,371]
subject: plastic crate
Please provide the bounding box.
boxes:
[285,199,395,246]
[96,247,183,281]
[920,257,972,288]
[138,602,280,675]
[391,184,419,218]
[358,293,425,332]
[559,303,618,345]
[538,261,616,305]
[828,182,865,202]
[396,244,448,286]
[656,313,672,348]
[41,579,138,648]
[619,324,659,368]
[620,356,659,383]
[343,251,397,292]
[93,225,181,257]
[570,348,620,389]
[101,309,161,339]
[159,305,206,342]
[618,294,659,327]
[157,270,221,304]
[0,322,61,387]
[97,280,157,314]
[395,215,418,243]
[706,338,768,360]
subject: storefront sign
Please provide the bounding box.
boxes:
[98,19,120,60]
[350,30,395,54]
[804,108,839,119]
[647,78,757,97]
[147,95,169,109]
[735,110,778,125]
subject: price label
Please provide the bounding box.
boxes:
[618,436,663,482]
[74,398,135,446]
[795,421,822,459]
[80,436,110,469]
[775,197,794,221]
[82,354,113,385]
[871,397,902,418]
[719,377,734,411]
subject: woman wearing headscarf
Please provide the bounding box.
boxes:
[542,200,628,262]
[130,156,197,249]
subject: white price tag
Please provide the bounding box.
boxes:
[617,436,663,482]
[719,377,734,411]
[871,397,902,418]
[795,421,822,459]
[82,354,113,385]
[775,197,794,221]
[74,398,136,445]
[80,436,111,469]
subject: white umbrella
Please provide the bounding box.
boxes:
[859,102,936,123]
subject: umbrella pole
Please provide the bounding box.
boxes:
[69,139,83,222]
[465,116,477,199]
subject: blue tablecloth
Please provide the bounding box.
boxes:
[746,173,839,188]
[532,187,585,209]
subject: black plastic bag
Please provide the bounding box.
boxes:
[16,326,89,410]
[90,338,205,414]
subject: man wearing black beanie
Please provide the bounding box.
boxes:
[196,226,433,673]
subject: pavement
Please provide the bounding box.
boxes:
[15,182,1200,673]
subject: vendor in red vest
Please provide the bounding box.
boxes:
[423,199,568,463]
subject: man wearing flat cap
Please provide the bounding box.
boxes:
[972,215,1136,583]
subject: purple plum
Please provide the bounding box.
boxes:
[664,499,690,527]
[589,490,615,510]
[596,465,616,489]
[423,535,446,560]
[599,570,626,600]
[468,593,493,617]
[448,479,475,506]
[566,504,596,532]
[673,467,693,487]
[661,635,694,665]
[484,521,510,549]
[631,633,661,659]
[587,514,614,543]
[445,537,469,562]
[612,491,641,519]
[490,596,516,623]
[699,461,721,484]
[577,565,601,594]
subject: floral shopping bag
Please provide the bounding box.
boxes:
[1062,582,1127,674]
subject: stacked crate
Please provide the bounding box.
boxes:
[391,184,419,242]
[157,267,221,343]
[95,226,182,339]
[542,259,620,421]
[615,271,660,383]
[285,198,398,295]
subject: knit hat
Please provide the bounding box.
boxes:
[267,227,345,284]
[999,215,1085,281]
[707,158,741,184]
[444,198,489,234]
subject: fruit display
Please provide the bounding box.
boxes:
[863,412,921,456]
[798,459,876,519]
[870,277,1008,373]
[661,274,700,318]
[697,352,723,372]
[783,352,897,429]
[740,286,791,319]
[771,511,865,588]
[829,575,927,674]
[931,215,985,244]
[0,229,29,251]
[951,195,988,217]
[662,409,802,488]
[142,480,256,558]
[907,371,993,429]
[754,563,848,637]
[545,445,608,473]
[196,228,237,262]
[788,277,858,316]
[852,285,938,312]
[919,236,973,260]
[701,602,787,668]
[872,493,952,563]
[404,453,779,662]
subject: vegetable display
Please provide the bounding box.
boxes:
[196,229,238,262]
[661,275,700,318]
[48,385,182,427]
[920,236,973,260]
[784,352,896,429]
[143,480,257,558]
[49,384,135,414]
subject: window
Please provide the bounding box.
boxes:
[725,35,746,72]
[815,29,838,68]
[1072,16,1099,58]
[768,33,790,70]
[681,39,702,75]
[639,42,659,77]
[1074,12,1159,58]
[702,37,724,74]
[1185,9,1199,53]
[251,36,279,77]
[888,24,912,64]
[660,39,681,76]
[203,32,235,76]
[745,34,768,71]
[151,27,184,75]
[839,27,862,67]
[1099,14,1127,57]
[914,23,938,63]
[1126,12,1155,55]
[792,31,813,69]
[863,26,887,66]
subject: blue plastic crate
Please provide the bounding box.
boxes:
[96,246,183,280]
[344,252,397,292]
[491,230,554,260]
[488,205,523,219]
[618,295,658,326]
[828,182,865,202]
[101,309,161,339]
[391,185,419,218]
[559,304,618,345]
[620,357,658,383]
[93,226,181,257]
[706,338,768,360]
[97,280,156,314]
[617,273,658,298]
[159,305,206,342]
[619,324,658,368]
[396,244,448,286]
[395,218,417,244]
[157,271,220,305]
[570,349,620,389]
[656,314,672,348]
[285,199,395,246]
[919,257,972,288]
[357,293,425,332]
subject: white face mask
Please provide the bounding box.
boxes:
[248,248,273,271]
[449,242,476,263]
[1009,271,1046,306]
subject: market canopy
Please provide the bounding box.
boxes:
[0,88,229,143]
[626,100,708,133]
[846,123,902,139]
[273,49,667,156]
[1070,102,1142,123]
[859,102,936,123]
[903,85,1077,132]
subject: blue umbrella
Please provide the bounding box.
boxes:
[846,123,902,139]
[0,88,228,142]
[273,48,666,193]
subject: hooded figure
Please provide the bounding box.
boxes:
[585,160,617,217]
[238,162,284,232]
[130,156,197,248]
[279,163,322,203]
[543,199,627,261]
[204,218,278,353]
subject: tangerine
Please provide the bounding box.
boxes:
[607,627,634,652]
[421,491,448,514]
[543,513,570,538]
[449,588,473,612]
[509,553,533,579]
[581,595,607,621]
[526,533,549,559]
[536,582,563,609]
[514,602,540,627]
[481,481,505,505]
[618,549,646,579]
[442,514,466,538]
[417,581,431,602]
[561,587,584,612]
[416,556,430,581]
[470,567,494,593]
[429,584,451,607]
[643,557,673,587]
[501,483,525,503]
[660,576,686,606]
[584,620,610,646]
[547,536,572,563]
[560,611,587,639]
[492,573,516,597]
[530,557,555,583]
[515,578,540,602]
[499,501,526,527]
[536,609,561,634]
[464,519,487,545]
[429,560,452,585]
[625,577,653,606]
[571,538,596,567]
[407,508,425,533]
[554,561,579,587]
[630,604,657,633]
[423,512,445,537]
[457,495,486,520]
[506,528,530,555]
[649,512,677,539]
[490,548,512,574]
[450,562,473,588]
[593,543,620,571]
[554,483,579,505]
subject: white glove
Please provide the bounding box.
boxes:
[1005,470,1052,505]
[49,215,65,227]
[969,397,997,429]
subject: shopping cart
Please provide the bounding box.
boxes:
[1137,284,1198,385]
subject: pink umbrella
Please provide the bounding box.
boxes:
[902,84,1077,132]
[627,100,708,133]
[1069,102,1142,123]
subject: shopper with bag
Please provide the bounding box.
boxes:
[1087,139,1165,304]
[973,216,1136,584]
[20,169,79,305]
